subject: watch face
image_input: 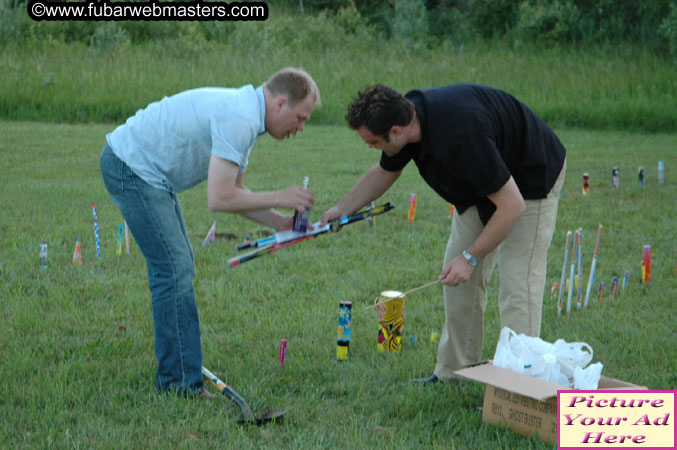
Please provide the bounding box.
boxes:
[463,250,477,266]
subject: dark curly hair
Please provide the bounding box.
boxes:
[345,85,414,141]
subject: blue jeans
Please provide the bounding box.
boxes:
[100,144,203,394]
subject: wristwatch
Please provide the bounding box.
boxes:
[462,250,478,267]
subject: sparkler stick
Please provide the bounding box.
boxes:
[583,224,603,309]
[566,230,579,313]
[92,203,101,259]
[557,231,572,315]
[228,202,395,267]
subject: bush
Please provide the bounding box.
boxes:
[469,0,519,38]
[0,3,28,44]
[658,2,677,55]
[391,0,430,45]
[428,0,473,43]
[90,23,130,53]
[515,0,581,44]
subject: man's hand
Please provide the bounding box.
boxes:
[275,213,315,232]
[276,185,314,213]
[439,256,474,286]
[319,205,347,228]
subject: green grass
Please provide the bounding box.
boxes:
[0,121,675,449]
[1,34,675,131]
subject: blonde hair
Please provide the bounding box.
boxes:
[264,68,321,107]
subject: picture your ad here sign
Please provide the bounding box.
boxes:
[558,390,675,449]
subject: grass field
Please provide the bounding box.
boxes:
[0,120,675,449]
[1,37,675,131]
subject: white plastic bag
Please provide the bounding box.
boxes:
[492,326,602,388]
[493,327,530,374]
[553,338,593,380]
[574,362,604,390]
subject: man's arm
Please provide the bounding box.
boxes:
[207,155,313,229]
[439,176,526,286]
[319,163,401,225]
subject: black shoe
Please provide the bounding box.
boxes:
[410,374,440,385]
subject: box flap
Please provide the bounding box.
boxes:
[455,362,647,401]
[598,375,647,390]
[455,362,565,402]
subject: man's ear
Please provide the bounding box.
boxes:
[274,95,288,113]
[390,125,403,141]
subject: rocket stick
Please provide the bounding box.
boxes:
[557,231,571,315]
[583,224,603,309]
[566,230,579,313]
[229,202,395,267]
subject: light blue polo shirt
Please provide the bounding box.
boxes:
[106,85,266,192]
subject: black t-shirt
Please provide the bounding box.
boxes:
[380,84,566,224]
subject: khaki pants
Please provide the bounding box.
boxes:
[434,162,566,380]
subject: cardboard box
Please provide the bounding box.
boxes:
[454,361,647,445]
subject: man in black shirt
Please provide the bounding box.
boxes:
[320,84,566,384]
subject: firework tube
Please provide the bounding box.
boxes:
[92,203,101,259]
[336,301,352,360]
[292,176,310,232]
[557,231,572,315]
[566,230,579,313]
[612,167,619,190]
[39,241,48,270]
[376,291,405,353]
[583,224,603,309]
[597,282,605,303]
[279,339,287,367]
[642,245,651,282]
[658,161,665,183]
[116,224,123,256]
[582,173,590,195]
[407,193,418,223]
[610,277,619,300]
[73,237,83,264]
[124,221,130,255]
[622,270,630,291]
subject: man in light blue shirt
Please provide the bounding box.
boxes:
[100,68,320,397]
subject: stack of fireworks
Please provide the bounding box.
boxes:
[557,225,602,315]
[609,161,665,190]
[555,225,647,315]
[39,204,132,269]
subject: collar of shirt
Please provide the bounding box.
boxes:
[255,85,266,137]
